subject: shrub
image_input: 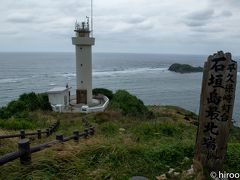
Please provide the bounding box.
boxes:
[19,92,40,111]
[0,92,52,119]
[133,122,180,140]
[100,122,118,137]
[0,118,35,130]
[0,107,11,119]
[110,90,149,116]
[94,112,111,124]
[38,93,52,111]
[93,88,113,100]
[225,144,240,172]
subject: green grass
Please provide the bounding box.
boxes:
[0,106,239,180]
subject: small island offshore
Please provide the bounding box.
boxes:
[168,63,203,73]
[0,89,240,179]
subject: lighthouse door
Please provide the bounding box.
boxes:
[76,89,87,104]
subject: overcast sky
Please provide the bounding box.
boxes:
[0,0,239,55]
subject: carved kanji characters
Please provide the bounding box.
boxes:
[226,74,234,83]
[225,84,234,93]
[208,74,224,88]
[220,113,229,122]
[227,63,236,72]
[204,122,219,135]
[207,89,222,105]
[210,58,225,72]
[202,136,216,150]
[223,94,233,103]
[206,106,220,121]
[222,104,232,113]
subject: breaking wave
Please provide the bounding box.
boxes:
[93,67,169,77]
[0,78,28,84]
[59,67,169,78]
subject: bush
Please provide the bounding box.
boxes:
[19,92,40,111]
[38,93,52,111]
[110,90,149,116]
[93,88,114,100]
[100,122,118,137]
[225,144,240,172]
[0,118,35,130]
[133,122,180,140]
[0,92,52,119]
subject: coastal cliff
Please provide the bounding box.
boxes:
[0,90,239,179]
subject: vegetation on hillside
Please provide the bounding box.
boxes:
[0,90,239,179]
[0,92,52,129]
[109,90,150,117]
[168,63,203,73]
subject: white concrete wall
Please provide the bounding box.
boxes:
[73,36,95,105]
[48,91,69,106]
[80,96,109,113]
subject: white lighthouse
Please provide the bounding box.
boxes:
[47,15,110,113]
[72,19,95,105]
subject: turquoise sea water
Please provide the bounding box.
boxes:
[0,52,239,126]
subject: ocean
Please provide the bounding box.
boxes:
[0,52,239,126]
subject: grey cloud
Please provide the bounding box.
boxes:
[220,11,233,17]
[126,15,146,24]
[0,0,240,54]
[191,27,224,33]
[6,14,35,23]
[187,9,214,21]
[184,9,215,28]
[0,29,19,35]
[185,21,207,27]
[209,0,240,6]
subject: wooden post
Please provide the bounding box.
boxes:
[56,134,64,142]
[18,139,31,165]
[20,130,25,139]
[89,127,95,135]
[46,128,50,137]
[37,129,41,139]
[84,129,88,138]
[194,51,237,173]
[49,126,53,134]
[73,130,80,142]
[52,123,57,131]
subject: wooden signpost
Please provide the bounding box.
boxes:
[194,51,237,172]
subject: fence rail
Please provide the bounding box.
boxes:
[0,126,95,166]
[0,120,60,140]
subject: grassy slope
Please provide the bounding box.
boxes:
[0,106,240,180]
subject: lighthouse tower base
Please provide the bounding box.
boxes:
[69,93,110,113]
[76,89,87,104]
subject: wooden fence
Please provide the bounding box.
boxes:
[0,120,60,140]
[0,126,95,166]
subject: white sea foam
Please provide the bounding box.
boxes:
[61,73,76,78]
[58,68,169,78]
[93,67,169,77]
[0,78,27,84]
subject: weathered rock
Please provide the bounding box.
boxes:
[183,157,190,162]
[168,63,203,73]
[168,168,175,174]
[173,172,180,176]
[156,174,167,180]
[119,128,126,132]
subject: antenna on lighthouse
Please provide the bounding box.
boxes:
[91,0,93,37]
